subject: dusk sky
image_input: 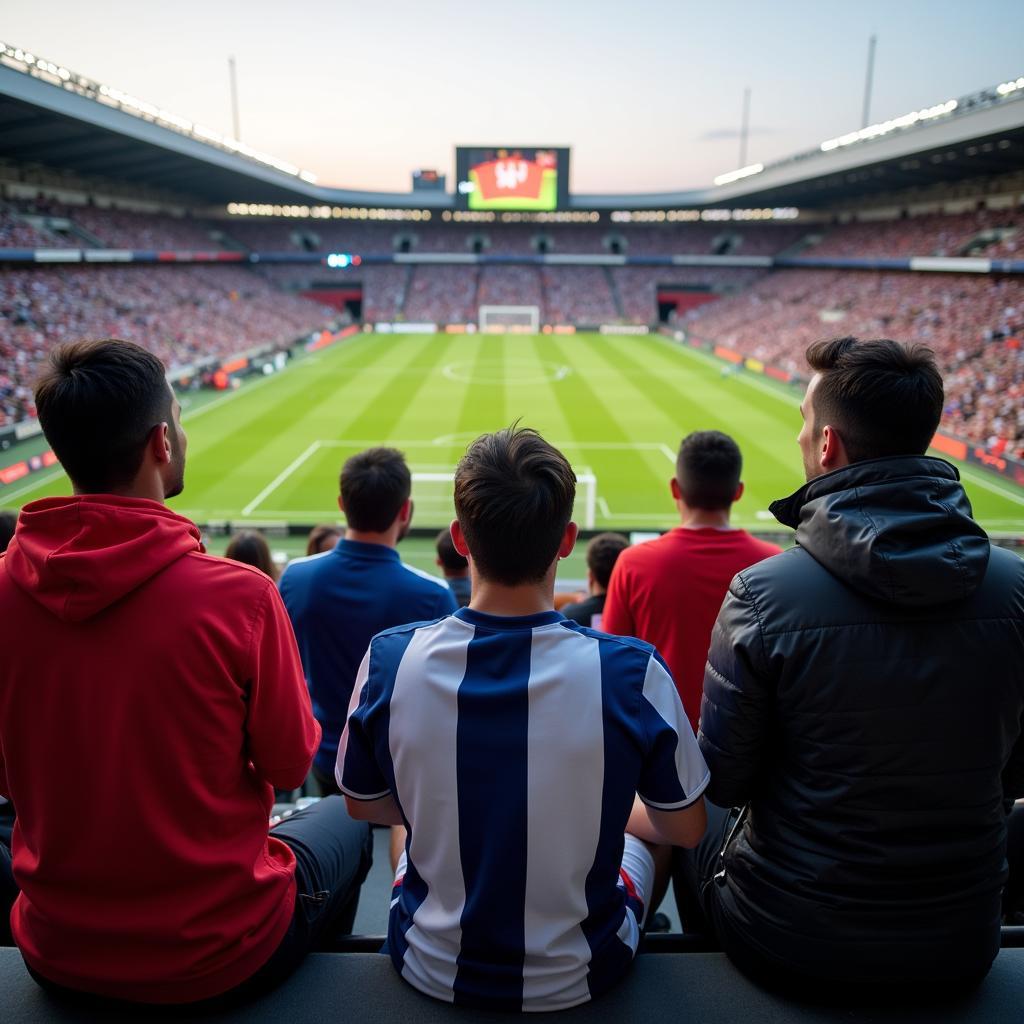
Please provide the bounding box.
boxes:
[4,1,1022,194]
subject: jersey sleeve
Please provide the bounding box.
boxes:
[336,647,391,800]
[636,652,710,809]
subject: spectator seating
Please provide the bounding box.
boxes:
[2,942,1021,1023]
[682,269,1024,459]
[0,266,336,426]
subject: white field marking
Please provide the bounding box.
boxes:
[954,464,1024,506]
[755,510,776,520]
[242,441,322,517]
[658,443,675,463]
[597,496,612,518]
[315,439,677,454]
[441,360,571,385]
[0,467,66,502]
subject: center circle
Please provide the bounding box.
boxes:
[442,360,571,385]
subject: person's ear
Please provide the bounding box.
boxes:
[150,423,172,466]
[337,495,345,514]
[558,521,579,559]
[449,519,471,558]
[733,481,745,503]
[821,425,849,471]
[670,477,682,501]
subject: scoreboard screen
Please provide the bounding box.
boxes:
[455,146,570,211]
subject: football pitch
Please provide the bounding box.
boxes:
[3,332,1024,535]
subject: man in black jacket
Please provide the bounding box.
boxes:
[681,336,1024,995]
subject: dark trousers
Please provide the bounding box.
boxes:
[672,801,737,935]
[311,763,342,798]
[3,796,372,1009]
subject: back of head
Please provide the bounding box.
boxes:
[34,339,173,494]
[225,529,278,580]
[435,528,468,574]
[806,337,944,462]
[340,448,411,533]
[455,426,576,586]
[306,523,342,556]
[0,509,16,553]
[676,431,742,510]
[586,532,628,588]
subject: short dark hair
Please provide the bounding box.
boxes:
[34,339,171,493]
[306,523,342,556]
[339,448,411,532]
[675,431,742,510]
[0,510,16,554]
[806,337,944,463]
[586,532,628,588]
[435,528,468,573]
[225,529,278,580]
[454,426,576,586]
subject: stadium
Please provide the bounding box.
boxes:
[0,15,1023,1023]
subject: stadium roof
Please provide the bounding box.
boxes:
[1,42,1022,211]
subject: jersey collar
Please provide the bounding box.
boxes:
[455,607,565,631]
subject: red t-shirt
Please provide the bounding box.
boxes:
[0,495,320,1004]
[602,527,781,732]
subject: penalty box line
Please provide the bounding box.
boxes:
[241,439,676,519]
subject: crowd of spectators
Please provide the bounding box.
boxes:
[403,265,478,323]
[808,208,1021,260]
[0,266,336,426]
[477,265,543,308]
[542,266,619,323]
[682,269,1024,458]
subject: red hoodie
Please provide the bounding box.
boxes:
[0,495,320,1003]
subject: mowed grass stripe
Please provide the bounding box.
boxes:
[268,335,460,511]
[543,336,670,505]
[600,336,802,480]
[181,337,433,511]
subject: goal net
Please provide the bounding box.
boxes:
[412,469,597,528]
[479,305,540,334]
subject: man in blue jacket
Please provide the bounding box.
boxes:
[280,447,456,794]
[682,336,1024,996]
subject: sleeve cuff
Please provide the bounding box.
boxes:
[638,769,711,811]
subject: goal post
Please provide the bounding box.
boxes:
[412,468,597,528]
[479,305,540,334]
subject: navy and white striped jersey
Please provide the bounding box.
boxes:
[338,607,709,1012]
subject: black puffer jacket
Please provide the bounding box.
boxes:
[699,456,1024,986]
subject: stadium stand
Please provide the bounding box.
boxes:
[403,265,478,323]
[681,269,1024,458]
[0,266,336,426]
[807,208,1021,259]
[542,265,619,323]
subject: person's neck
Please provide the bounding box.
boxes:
[345,528,398,548]
[589,583,607,597]
[678,506,733,530]
[469,578,554,617]
[76,480,165,503]
[445,568,470,580]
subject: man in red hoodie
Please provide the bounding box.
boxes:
[0,339,372,1006]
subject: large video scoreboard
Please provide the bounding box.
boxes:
[455,146,570,211]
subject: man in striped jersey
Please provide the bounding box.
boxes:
[337,426,709,1012]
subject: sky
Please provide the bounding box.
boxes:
[3,0,1023,195]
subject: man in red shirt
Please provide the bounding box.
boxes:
[0,340,371,1007]
[602,431,780,732]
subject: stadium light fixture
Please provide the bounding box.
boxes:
[0,40,318,184]
[713,163,765,187]
[819,99,958,152]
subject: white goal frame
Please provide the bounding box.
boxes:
[479,305,540,334]
[413,469,597,528]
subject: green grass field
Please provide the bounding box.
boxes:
[3,332,1024,536]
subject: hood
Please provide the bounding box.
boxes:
[769,456,990,607]
[4,495,203,622]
